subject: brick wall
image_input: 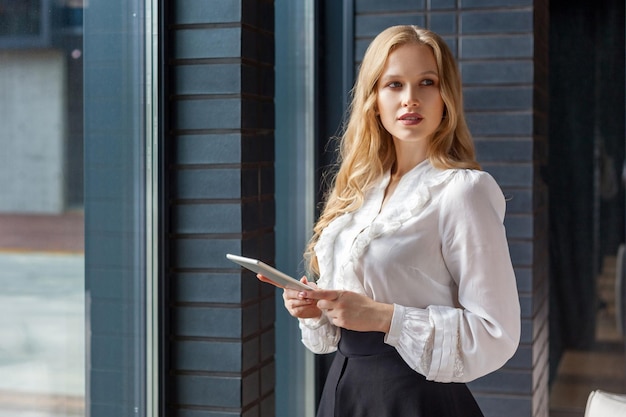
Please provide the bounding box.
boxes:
[353,0,550,416]
[164,0,276,416]
[160,0,550,415]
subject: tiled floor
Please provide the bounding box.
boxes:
[549,255,626,417]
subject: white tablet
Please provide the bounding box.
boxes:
[226,254,313,290]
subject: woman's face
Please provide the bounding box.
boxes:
[376,43,445,146]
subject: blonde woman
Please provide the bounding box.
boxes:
[260,25,520,417]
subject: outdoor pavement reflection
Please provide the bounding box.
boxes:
[0,252,84,417]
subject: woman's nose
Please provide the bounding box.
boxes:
[402,87,419,106]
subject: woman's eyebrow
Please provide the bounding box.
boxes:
[379,70,439,83]
[379,74,399,83]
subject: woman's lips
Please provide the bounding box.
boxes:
[398,112,423,125]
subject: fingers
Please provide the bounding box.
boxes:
[256,274,284,288]
[285,295,321,319]
[256,274,346,321]
[277,277,322,319]
[299,288,342,301]
[302,277,318,290]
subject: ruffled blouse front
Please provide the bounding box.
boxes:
[299,160,521,383]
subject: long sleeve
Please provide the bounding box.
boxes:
[303,163,520,382]
[385,171,521,382]
[298,314,341,354]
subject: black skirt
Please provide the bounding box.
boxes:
[316,329,485,417]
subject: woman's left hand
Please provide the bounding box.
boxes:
[301,289,393,333]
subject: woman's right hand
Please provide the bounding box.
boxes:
[283,277,322,319]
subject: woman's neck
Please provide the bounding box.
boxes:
[392,140,428,179]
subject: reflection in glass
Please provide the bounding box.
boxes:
[0,3,84,416]
[0,0,41,36]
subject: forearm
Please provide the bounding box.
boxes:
[372,301,394,333]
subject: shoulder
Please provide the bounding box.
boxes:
[445,169,502,194]
[439,169,506,216]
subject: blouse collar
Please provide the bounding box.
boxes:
[314,160,457,289]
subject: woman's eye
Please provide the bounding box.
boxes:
[420,79,435,86]
[387,81,402,88]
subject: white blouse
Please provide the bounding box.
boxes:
[299,160,521,383]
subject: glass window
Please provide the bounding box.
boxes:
[0,0,50,47]
[0,2,84,416]
[274,1,317,416]
[0,0,41,36]
[0,0,156,415]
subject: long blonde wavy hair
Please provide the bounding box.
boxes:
[305,25,480,277]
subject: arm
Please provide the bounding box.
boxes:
[296,286,394,353]
[386,171,521,382]
[267,276,342,354]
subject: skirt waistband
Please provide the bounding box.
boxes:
[338,329,396,357]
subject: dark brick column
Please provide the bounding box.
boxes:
[353,0,549,416]
[461,2,550,417]
[164,1,276,416]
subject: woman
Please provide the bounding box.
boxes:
[261,25,520,417]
